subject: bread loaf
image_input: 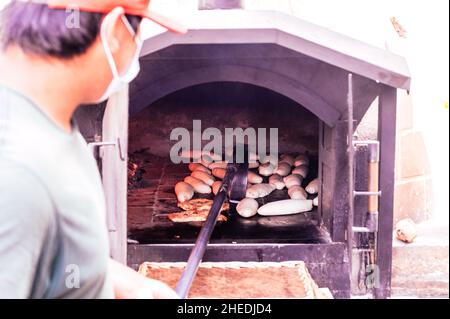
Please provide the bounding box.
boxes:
[188,163,211,174]
[236,198,259,218]
[294,154,309,167]
[283,174,303,189]
[275,162,292,177]
[247,171,263,184]
[191,170,215,186]
[292,165,309,178]
[246,183,275,198]
[305,178,320,194]
[269,174,285,190]
[257,199,313,216]
[184,176,212,194]
[259,163,276,176]
[174,182,194,202]
[212,168,226,179]
[288,185,308,200]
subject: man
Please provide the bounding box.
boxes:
[0,0,186,298]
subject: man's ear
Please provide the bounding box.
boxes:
[101,7,126,54]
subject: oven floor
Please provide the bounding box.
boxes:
[127,158,329,245]
[129,209,330,244]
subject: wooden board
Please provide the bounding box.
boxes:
[138,261,332,299]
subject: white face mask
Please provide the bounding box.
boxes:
[96,15,143,103]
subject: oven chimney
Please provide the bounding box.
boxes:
[198,0,243,10]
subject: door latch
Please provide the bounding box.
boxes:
[88,138,126,161]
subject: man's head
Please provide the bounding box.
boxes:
[0,1,142,59]
[0,1,185,104]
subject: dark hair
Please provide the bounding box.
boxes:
[0,1,141,59]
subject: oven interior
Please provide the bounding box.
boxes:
[126,82,331,245]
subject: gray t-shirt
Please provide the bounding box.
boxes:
[0,85,114,299]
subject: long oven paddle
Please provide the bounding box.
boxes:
[175,161,248,299]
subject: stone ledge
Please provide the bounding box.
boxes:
[391,221,449,298]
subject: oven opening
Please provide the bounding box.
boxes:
[126,82,330,245]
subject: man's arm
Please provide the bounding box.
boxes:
[0,161,54,298]
[108,259,179,299]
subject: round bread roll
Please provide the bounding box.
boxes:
[174,182,194,202]
[269,174,285,190]
[236,198,259,218]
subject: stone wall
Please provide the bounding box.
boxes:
[394,93,434,223]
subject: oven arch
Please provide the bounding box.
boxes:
[130,64,341,126]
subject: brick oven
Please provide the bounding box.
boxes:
[75,8,410,298]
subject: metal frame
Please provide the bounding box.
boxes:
[374,86,397,298]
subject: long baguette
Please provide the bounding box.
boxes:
[184,176,212,194]
[269,174,285,190]
[257,199,313,216]
[246,183,275,198]
[283,174,303,189]
[288,185,308,200]
[305,178,320,194]
[174,182,194,202]
[236,198,259,218]
[191,170,215,186]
